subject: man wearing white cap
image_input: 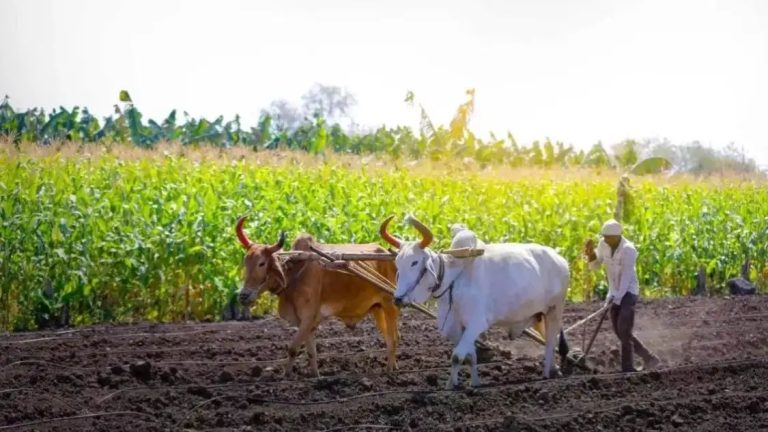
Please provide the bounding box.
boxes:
[584,219,660,372]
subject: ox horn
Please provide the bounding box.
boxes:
[266,231,287,254]
[379,215,402,249]
[405,214,433,249]
[236,216,253,249]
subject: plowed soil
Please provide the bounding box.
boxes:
[2,296,767,431]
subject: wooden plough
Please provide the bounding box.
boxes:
[276,247,605,373]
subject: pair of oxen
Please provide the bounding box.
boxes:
[236,215,570,389]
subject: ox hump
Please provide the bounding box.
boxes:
[292,234,315,251]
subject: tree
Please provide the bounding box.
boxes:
[543,138,555,166]
[612,139,640,168]
[643,137,679,166]
[582,142,611,167]
[720,142,758,174]
[678,141,719,174]
[265,99,302,132]
[301,83,357,126]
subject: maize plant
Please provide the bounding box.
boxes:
[1,145,767,331]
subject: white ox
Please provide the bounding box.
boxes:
[380,215,571,388]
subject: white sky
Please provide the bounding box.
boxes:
[1,0,767,164]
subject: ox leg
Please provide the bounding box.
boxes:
[441,319,463,390]
[450,324,485,389]
[306,333,319,378]
[285,322,314,378]
[543,308,564,379]
[372,305,398,372]
[448,346,462,390]
[384,304,401,371]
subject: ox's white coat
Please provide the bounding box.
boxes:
[394,230,570,388]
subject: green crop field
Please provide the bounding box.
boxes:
[1,142,766,331]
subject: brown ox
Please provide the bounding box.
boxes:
[235,217,400,377]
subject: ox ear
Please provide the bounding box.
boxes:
[268,255,287,288]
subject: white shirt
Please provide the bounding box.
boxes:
[588,237,639,304]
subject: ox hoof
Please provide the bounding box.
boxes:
[445,380,459,390]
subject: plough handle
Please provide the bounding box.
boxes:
[565,303,611,335]
[582,305,611,359]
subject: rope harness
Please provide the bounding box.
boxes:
[269,255,311,296]
[429,254,456,332]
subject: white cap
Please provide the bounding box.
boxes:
[601,219,622,236]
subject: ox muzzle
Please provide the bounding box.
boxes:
[238,289,254,306]
[238,281,267,307]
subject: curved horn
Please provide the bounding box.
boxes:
[236,216,253,249]
[379,215,402,249]
[266,231,287,254]
[406,214,433,249]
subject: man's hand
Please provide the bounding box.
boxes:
[584,239,597,261]
[604,294,614,307]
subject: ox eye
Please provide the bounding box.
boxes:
[411,261,418,267]
[258,262,266,267]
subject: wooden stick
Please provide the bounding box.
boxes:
[278,249,483,261]
[352,261,394,288]
[581,305,610,360]
[277,251,396,261]
[276,251,322,261]
[564,304,611,335]
[339,253,396,261]
[349,264,437,320]
[523,328,545,345]
[350,264,393,291]
[440,247,485,258]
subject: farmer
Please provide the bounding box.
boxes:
[584,219,660,372]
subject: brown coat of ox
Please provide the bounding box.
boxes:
[235,217,400,377]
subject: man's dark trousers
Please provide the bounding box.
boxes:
[611,293,654,372]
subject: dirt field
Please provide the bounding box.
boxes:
[2,295,767,432]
